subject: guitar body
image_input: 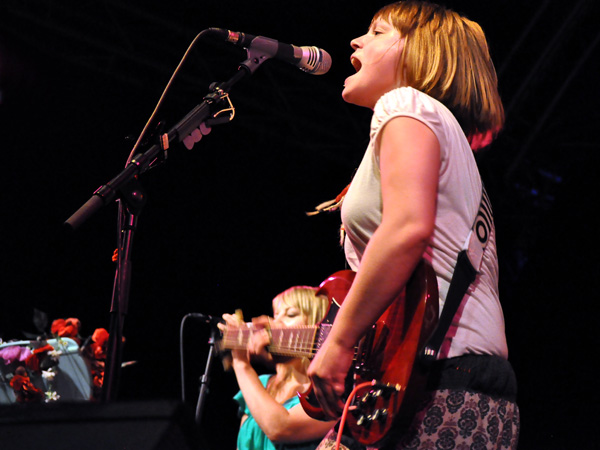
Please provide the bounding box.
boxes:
[299,260,439,445]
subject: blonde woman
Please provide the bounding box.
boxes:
[220,286,336,450]
[307,1,520,449]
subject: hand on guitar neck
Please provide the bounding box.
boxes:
[217,312,276,369]
[216,288,337,446]
[219,312,326,368]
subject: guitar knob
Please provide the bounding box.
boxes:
[356,414,368,427]
[372,408,388,422]
[360,391,376,405]
[384,384,402,398]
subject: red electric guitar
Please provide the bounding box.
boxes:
[219,260,439,445]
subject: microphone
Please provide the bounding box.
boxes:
[208,27,332,75]
[187,312,234,370]
[187,313,223,326]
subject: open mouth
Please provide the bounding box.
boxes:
[350,56,362,72]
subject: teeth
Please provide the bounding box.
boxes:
[350,56,361,72]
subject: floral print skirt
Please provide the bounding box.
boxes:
[316,388,520,450]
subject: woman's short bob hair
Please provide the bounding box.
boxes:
[272,286,329,327]
[374,1,504,148]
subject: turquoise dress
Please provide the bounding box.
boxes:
[233,374,323,450]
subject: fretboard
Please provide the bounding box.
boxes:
[220,325,331,358]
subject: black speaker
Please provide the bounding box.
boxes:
[0,400,208,450]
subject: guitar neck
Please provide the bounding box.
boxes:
[220,325,321,359]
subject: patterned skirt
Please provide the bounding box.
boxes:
[316,355,520,450]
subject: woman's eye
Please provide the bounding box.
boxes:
[285,309,300,318]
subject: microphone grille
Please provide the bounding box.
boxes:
[299,47,332,75]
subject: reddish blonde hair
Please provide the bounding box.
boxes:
[374,1,504,148]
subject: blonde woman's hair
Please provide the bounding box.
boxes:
[375,1,504,148]
[272,286,329,327]
[267,286,329,396]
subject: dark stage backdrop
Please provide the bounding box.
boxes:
[1,1,598,449]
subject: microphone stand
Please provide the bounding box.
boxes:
[102,182,146,403]
[195,323,220,425]
[64,44,276,402]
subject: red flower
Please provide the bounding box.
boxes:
[88,328,109,360]
[83,328,110,400]
[91,360,105,388]
[24,344,54,372]
[10,371,44,403]
[51,318,81,340]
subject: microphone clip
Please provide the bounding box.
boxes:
[187,313,224,327]
[240,36,280,74]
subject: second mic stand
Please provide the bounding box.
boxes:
[195,323,221,425]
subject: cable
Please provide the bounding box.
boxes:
[125,29,212,166]
[179,314,193,402]
[335,380,375,450]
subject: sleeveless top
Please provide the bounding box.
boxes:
[341,87,508,359]
[234,374,323,450]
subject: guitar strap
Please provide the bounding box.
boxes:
[421,185,493,366]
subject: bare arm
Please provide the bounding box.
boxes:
[232,359,335,442]
[308,116,441,417]
[221,314,335,443]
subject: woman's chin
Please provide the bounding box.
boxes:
[341,86,359,104]
[342,89,371,109]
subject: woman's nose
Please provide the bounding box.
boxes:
[350,34,365,50]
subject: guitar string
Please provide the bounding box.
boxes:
[220,338,319,355]
[220,336,361,359]
[220,325,342,357]
[220,331,320,351]
[220,336,324,354]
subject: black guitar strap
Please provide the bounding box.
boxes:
[421,186,493,366]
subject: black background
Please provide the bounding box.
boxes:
[1,1,598,449]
